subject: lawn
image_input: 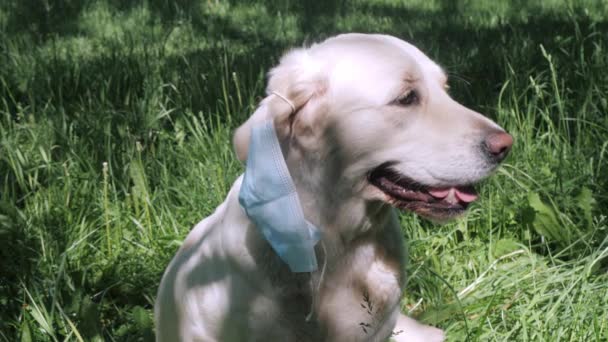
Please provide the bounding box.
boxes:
[1,0,607,341]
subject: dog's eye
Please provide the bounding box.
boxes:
[395,90,419,106]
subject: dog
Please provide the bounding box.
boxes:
[155,33,513,342]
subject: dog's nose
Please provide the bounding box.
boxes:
[483,131,513,163]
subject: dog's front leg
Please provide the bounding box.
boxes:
[315,263,406,342]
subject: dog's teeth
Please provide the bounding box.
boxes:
[445,189,459,204]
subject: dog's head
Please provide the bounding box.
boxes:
[234,34,512,222]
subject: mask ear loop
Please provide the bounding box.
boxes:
[305,241,327,322]
[271,91,321,321]
[271,91,296,114]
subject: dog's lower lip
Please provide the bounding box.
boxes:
[368,164,475,218]
[375,177,434,202]
[391,199,467,220]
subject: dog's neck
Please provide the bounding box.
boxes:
[282,137,393,246]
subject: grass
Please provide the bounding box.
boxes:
[1,0,607,340]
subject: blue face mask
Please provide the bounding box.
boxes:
[238,120,321,273]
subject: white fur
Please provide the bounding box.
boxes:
[155,33,507,341]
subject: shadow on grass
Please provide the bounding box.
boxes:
[2,0,607,113]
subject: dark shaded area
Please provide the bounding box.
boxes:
[0,200,38,335]
[2,0,90,39]
[2,0,607,113]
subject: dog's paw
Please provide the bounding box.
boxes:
[391,322,445,342]
[424,326,445,342]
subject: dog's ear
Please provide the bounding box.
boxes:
[233,47,326,162]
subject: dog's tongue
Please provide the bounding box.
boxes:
[428,186,478,203]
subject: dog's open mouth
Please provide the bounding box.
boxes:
[368,164,479,220]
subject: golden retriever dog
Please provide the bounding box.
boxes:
[155,33,513,341]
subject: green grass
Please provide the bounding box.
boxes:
[1,0,607,341]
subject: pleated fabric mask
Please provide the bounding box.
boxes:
[238,120,321,273]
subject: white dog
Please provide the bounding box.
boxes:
[155,33,512,342]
